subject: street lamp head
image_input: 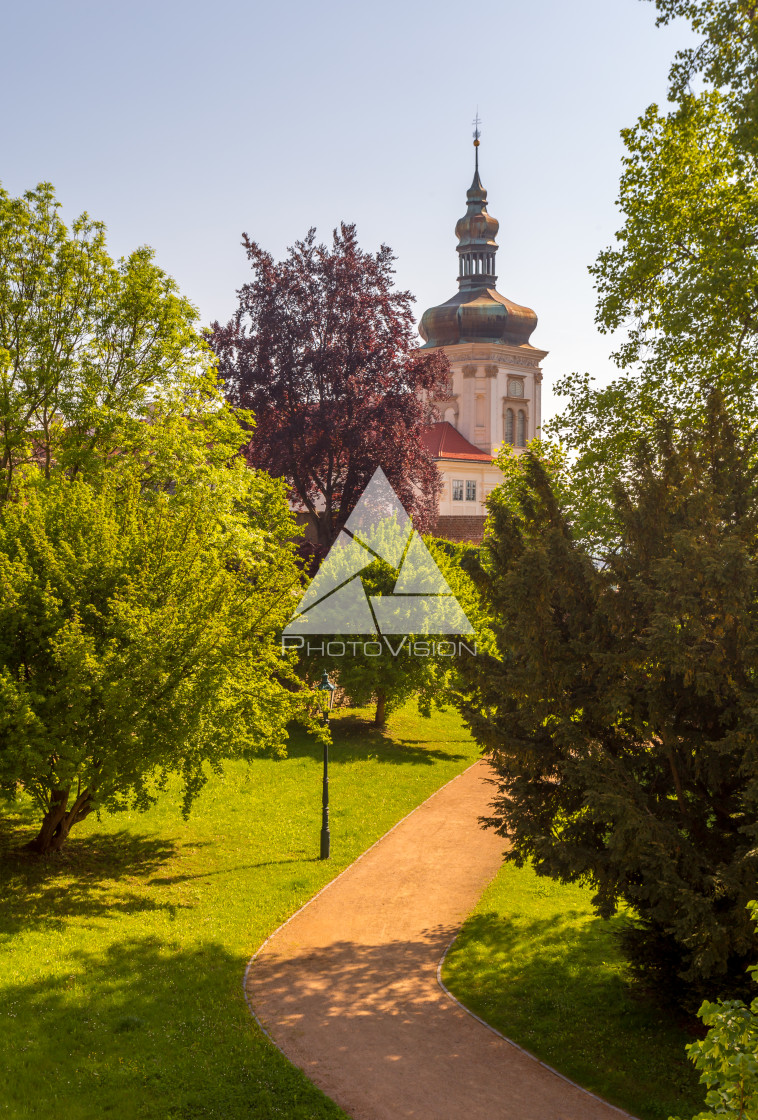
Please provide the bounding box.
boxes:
[318,669,336,713]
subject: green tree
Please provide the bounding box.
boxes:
[545,3,758,552]
[0,181,315,853]
[649,1,758,140]
[295,538,484,726]
[673,902,758,1120]
[549,91,758,551]
[0,181,218,500]
[0,465,310,853]
[458,393,758,1004]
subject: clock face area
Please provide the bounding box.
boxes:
[508,379,524,398]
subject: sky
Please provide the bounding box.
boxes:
[2,0,695,427]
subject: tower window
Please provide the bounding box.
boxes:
[517,409,526,447]
[452,480,464,501]
[466,480,477,501]
[505,407,514,445]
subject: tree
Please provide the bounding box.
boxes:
[545,3,758,552]
[0,182,214,501]
[458,393,758,1005]
[0,181,316,853]
[208,224,450,552]
[648,0,758,144]
[296,537,483,726]
[0,465,310,854]
[548,91,758,551]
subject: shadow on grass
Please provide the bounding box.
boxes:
[0,820,192,936]
[0,935,345,1120]
[148,856,316,888]
[444,910,705,1120]
[286,717,468,767]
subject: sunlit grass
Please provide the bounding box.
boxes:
[442,861,706,1120]
[0,703,479,1119]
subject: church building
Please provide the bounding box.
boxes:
[420,132,547,543]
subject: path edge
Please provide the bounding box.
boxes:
[242,756,642,1120]
[242,757,488,1041]
[436,938,641,1120]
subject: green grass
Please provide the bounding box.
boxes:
[0,703,479,1119]
[442,861,707,1120]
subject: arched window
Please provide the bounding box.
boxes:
[505,408,514,445]
[517,410,526,447]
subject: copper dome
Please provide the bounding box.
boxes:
[419,286,538,348]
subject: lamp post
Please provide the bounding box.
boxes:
[317,670,335,860]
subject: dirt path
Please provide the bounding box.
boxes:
[245,760,635,1120]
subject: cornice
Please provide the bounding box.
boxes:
[439,341,548,368]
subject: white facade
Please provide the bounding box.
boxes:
[432,340,547,520]
[438,342,546,452]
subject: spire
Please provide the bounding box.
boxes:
[417,114,539,350]
[473,109,481,177]
[455,113,498,290]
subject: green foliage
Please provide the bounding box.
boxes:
[489,437,581,548]
[545,0,758,553]
[548,92,758,551]
[457,393,758,1004]
[0,465,309,850]
[649,1,758,141]
[0,181,234,499]
[297,536,485,725]
[0,181,314,850]
[673,902,758,1120]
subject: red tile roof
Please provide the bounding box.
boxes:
[422,422,493,463]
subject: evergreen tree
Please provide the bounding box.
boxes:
[460,392,758,1004]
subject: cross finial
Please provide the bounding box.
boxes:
[472,109,481,174]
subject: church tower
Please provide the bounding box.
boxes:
[419,124,548,543]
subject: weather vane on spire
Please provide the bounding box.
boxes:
[472,109,481,173]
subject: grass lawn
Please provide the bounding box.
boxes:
[0,703,479,1120]
[442,861,707,1120]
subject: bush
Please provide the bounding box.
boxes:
[673,902,758,1120]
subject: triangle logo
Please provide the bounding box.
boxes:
[284,468,474,636]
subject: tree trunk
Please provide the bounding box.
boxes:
[374,690,387,727]
[315,512,337,555]
[26,787,93,854]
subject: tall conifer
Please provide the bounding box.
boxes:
[461,392,758,1003]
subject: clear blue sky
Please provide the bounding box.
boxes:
[2,0,694,426]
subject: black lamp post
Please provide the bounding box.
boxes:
[317,670,335,860]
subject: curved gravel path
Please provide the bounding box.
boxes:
[245,760,636,1120]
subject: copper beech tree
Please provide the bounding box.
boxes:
[208,224,450,551]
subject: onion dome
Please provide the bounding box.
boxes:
[419,137,538,349]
